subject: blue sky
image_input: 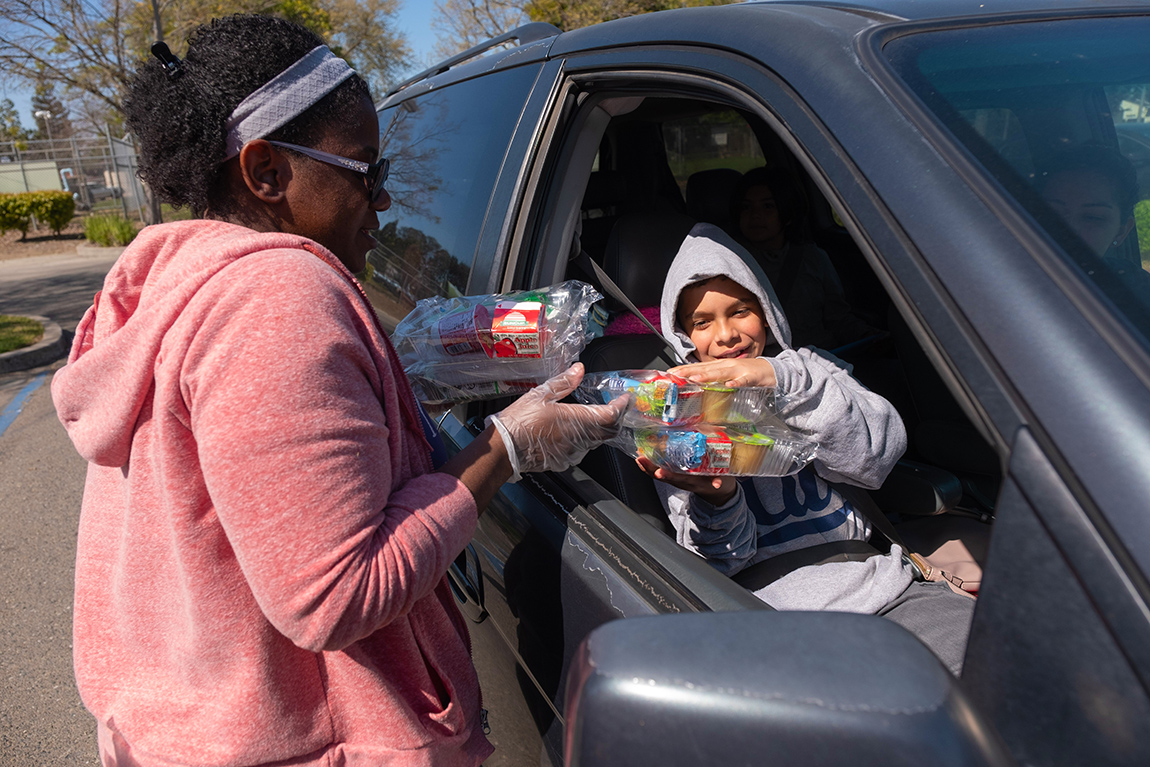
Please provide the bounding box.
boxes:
[2,1,440,129]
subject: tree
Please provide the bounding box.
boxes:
[120,0,411,99]
[0,0,411,221]
[31,78,74,141]
[431,0,528,60]
[525,0,741,31]
[0,99,33,145]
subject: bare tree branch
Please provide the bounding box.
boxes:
[431,0,527,61]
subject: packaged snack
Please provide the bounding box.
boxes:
[699,383,777,425]
[576,370,704,427]
[614,424,817,477]
[576,370,776,428]
[634,427,733,474]
[393,281,603,406]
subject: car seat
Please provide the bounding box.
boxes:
[580,170,630,262]
[578,211,697,534]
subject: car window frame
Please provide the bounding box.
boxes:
[506,48,1017,461]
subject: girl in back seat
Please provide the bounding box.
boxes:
[733,166,879,351]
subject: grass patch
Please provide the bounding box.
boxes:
[84,214,138,247]
[0,315,44,354]
[161,204,195,222]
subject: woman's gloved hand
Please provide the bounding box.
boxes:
[488,363,628,482]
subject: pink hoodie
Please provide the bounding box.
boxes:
[52,220,494,767]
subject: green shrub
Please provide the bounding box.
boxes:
[0,190,77,238]
[0,193,32,239]
[27,190,76,235]
[84,214,138,247]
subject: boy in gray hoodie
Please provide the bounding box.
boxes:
[639,223,974,674]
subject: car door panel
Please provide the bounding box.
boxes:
[964,429,1150,767]
[438,409,765,766]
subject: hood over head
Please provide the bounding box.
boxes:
[660,223,791,362]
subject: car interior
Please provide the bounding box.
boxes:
[524,91,1004,587]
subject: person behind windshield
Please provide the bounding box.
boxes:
[637,223,974,676]
[1039,144,1139,260]
[732,166,879,350]
[51,15,624,767]
[1038,144,1150,310]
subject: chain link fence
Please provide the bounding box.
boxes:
[0,129,145,226]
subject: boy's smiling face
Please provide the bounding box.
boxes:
[678,276,771,362]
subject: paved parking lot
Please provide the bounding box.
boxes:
[1,252,117,765]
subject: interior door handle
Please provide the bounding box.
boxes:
[447,543,488,623]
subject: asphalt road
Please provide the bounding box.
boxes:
[0,251,118,765]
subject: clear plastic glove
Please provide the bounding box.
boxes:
[488,363,628,482]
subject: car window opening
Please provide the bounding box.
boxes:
[552,91,997,596]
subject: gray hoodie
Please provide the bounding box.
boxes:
[657,223,911,613]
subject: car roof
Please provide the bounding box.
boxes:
[773,0,1150,22]
[382,0,1149,104]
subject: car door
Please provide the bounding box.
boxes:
[476,13,1150,766]
[862,17,1150,765]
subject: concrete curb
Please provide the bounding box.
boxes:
[76,244,126,257]
[0,315,68,373]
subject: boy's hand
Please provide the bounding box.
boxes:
[635,457,738,507]
[669,357,777,388]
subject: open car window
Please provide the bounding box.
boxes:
[883,17,1150,353]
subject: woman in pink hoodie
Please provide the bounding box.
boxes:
[51,15,623,767]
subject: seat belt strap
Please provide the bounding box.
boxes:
[833,482,937,581]
[575,251,687,364]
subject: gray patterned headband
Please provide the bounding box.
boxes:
[223,45,355,160]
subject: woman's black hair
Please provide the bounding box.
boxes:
[1039,144,1139,218]
[124,14,372,216]
[731,166,809,243]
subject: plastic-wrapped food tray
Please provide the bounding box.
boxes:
[393,281,602,406]
[610,424,817,477]
[575,369,777,428]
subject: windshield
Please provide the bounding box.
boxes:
[885,17,1150,348]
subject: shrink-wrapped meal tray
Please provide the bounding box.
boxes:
[393,281,602,406]
[574,369,777,428]
[610,424,817,477]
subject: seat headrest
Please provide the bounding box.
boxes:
[583,170,629,212]
[686,168,742,233]
[602,211,697,308]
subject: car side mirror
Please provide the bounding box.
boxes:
[564,611,1013,767]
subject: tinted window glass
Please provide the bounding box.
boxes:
[364,65,540,330]
[885,18,1150,349]
[661,109,765,195]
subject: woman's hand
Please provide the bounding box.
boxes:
[491,363,628,478]
[635,457,738,507]
[669,357,777,388]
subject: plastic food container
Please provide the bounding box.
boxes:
[575,370,777,428]
[613,424,817,477]
[393,281,602,406]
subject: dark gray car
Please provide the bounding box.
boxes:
[364,3,1150,765]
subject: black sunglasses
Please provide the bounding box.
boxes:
[267,140,390,205]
